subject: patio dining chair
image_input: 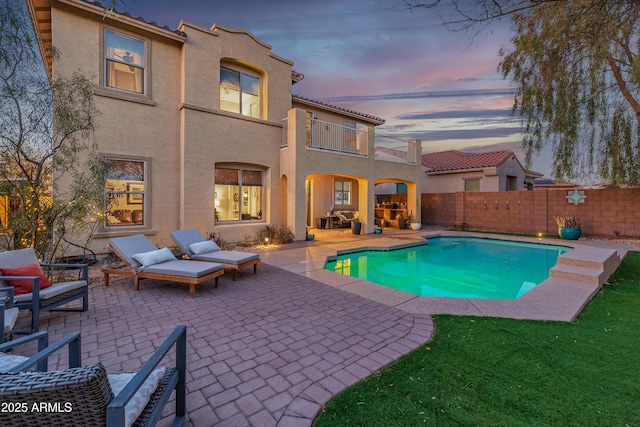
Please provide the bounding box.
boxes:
[0,248,89,333]
[0,325,187,427]
[107,234,224,296]
[170,228,260,280]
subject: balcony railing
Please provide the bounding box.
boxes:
[307,119,368,156]
[374,137,418,165]
[280,118,368,156]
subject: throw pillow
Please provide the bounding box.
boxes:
[132,248,176,267]
[189,240,220,255]
[0,264,53,296]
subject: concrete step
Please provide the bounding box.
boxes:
[550,263,606,286]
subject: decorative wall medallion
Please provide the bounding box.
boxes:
[566,190,586,205]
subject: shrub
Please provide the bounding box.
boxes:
[256,224,295,245]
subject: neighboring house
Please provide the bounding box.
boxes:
[421,150,527,193]
[27,0,421,254]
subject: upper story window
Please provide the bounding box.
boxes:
[220,67,260,118]
[104,29,146,94]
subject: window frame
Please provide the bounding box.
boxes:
[464,177,481,192]
[100,27,151,100]
[96,155,152,235]
[219,66,262,119]
[214,166,264,223]
[334,180,351,206]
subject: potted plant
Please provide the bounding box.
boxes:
[554,213,582,240]
[305,227,315,241]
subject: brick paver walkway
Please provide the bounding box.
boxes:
[19,262,434,426]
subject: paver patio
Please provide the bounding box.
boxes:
[12,237,435,427]
[10,227,637,426]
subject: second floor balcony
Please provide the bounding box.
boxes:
[282,116,418,165]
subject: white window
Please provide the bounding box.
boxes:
[104,158,146,227]
[104,29,146,94]
[220,67,260,118]
[334,180,351,205]
[464,178,480,192]
[215,168,263,221]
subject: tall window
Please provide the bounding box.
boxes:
[104,29,145,94]
[334,180,351,205]
[104,159,146,226]
[220,67,260,118]
[214,168,263,221]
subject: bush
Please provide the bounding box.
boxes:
[256,224,294,245]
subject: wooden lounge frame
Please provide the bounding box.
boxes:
[107,238,224,297]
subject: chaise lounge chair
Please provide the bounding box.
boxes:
[170,228,260,281]
[0,325,187,426]
[107,234,224,296]
[0,248,89,333]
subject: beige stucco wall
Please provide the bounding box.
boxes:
[49,2,295,253]
[52,3,185,252]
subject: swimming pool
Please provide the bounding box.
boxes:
[324,237,570,300]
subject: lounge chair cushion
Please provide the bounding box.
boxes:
[0,264,53,295]
[189,240,220,255]
[140,260,223,278]
[193,251,260,265]
[132,248,176,267]
[0,352,28,372]
[13,280,87,304]
[108,367,166,427]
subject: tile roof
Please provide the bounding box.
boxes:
[292,95,385,125]
[422,150,516,172]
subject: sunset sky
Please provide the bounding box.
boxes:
[121,0,553,177]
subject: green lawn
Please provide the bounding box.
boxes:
[314,252,640,427]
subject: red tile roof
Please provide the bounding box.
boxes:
[422,150,516,172]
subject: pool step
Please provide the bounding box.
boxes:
[550,247,620,286]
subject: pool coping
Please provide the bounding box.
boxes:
[257,230,632,322]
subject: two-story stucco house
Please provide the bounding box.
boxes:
[26,0,422,254]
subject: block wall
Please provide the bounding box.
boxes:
[421,188,640,238]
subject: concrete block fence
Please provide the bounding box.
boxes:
[421,188,640,238]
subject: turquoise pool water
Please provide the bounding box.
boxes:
[325,237,570,299]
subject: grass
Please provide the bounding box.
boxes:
[314,251,640,427]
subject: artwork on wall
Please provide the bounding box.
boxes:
[127,182,144,204]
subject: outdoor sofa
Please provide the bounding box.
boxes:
[107,234,224,296]
[0,325,187,426]
[170,228,260,281]
[0,247,89,333]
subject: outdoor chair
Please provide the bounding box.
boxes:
[0,330,50,373]
[107,234,224,296]
[0,248,89,333]
[0,286,20,344]
[334,210,359,228]
[0,325,187,427]
[170,228,260,281]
